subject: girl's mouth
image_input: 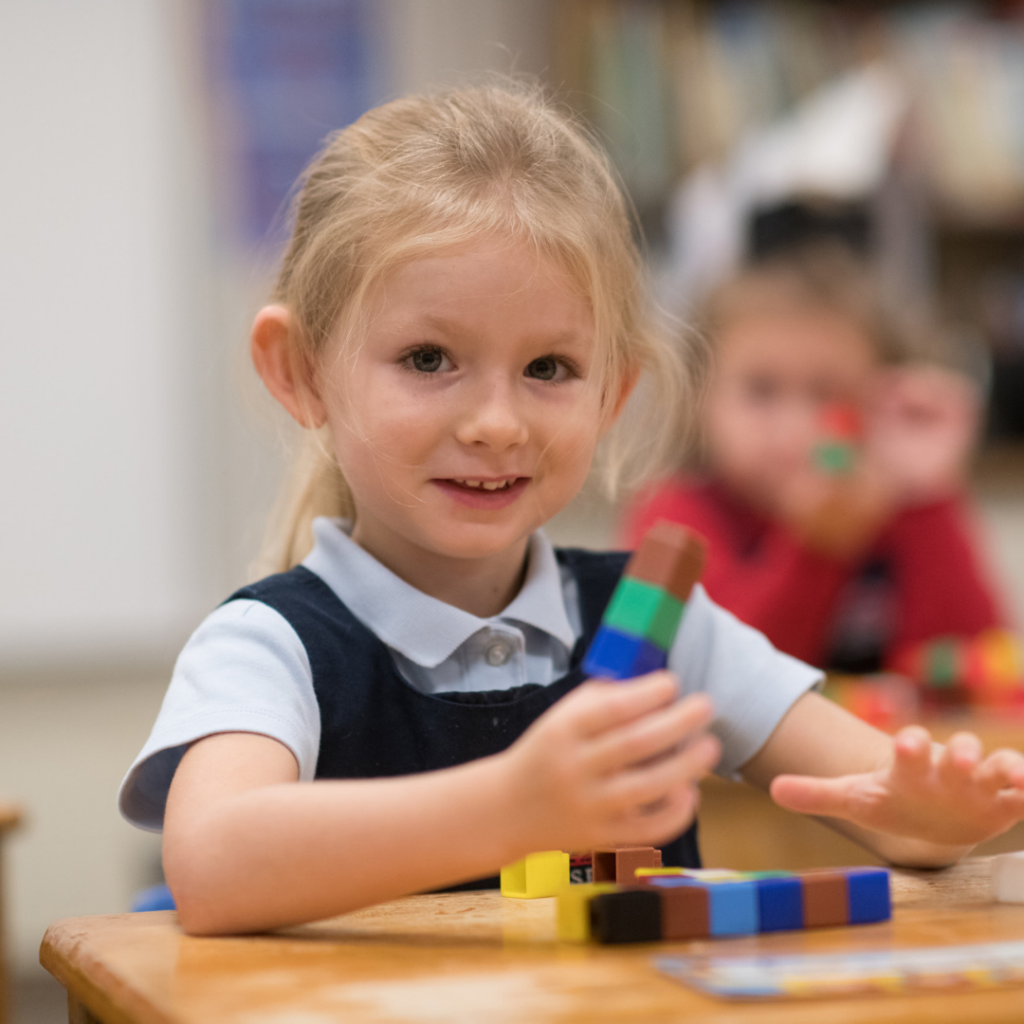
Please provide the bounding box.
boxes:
[432,476,529,508]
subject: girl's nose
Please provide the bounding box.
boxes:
[776,398,819,451]
[454,379,529,452]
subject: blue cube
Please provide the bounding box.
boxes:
[756,877,804,932]
[707,880,758,936]
[583,626,667,681]
[846,868,891,924]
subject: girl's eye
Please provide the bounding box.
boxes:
[407,347,451,374]
[526,356,572,382]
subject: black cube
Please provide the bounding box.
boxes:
[590,889,663,944]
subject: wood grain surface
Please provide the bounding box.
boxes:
[39,860,1024,1023]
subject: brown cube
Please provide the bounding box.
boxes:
[626,521,707,604]
[801,872,849,928]
[660,884,710,940]
[592,846,663,883]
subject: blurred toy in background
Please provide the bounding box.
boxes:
[820,674,920,732]
[891,629,1024,709]
[821,627,1024,728]
[813,402,863,476]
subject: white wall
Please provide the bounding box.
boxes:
[0,0,556,979]
[0,1,223,669]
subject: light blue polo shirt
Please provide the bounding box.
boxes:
[119,517,821,831]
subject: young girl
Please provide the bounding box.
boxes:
[623,249,1009,675]
[121,85,1024,937]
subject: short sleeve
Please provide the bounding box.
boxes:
[117,599,321,832]
[670,585,822,776]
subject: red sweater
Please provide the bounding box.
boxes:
[621,477,1006,669]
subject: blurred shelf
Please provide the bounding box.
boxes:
[0,804,20,835]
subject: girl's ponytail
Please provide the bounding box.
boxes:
[254,429,354,577]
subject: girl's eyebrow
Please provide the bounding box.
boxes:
[413,312,589,350]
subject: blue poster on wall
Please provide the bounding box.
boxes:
[208,0,381,247]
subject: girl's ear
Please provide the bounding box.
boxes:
[250,305,327,429]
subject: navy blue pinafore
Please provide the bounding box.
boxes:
[227,548,701,886]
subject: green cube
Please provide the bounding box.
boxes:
[603,578,684,652]
[814,442,855,475]
[925,640,959,688]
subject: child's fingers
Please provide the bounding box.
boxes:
[769,773,857,818]
[612,780,702,848]
[974,749,1024,795]
[995,787,1024,820]
[604,734,721,814]
[568,673,685,738]
[585,693,716,775]
[937,732,983,787]
[890,726,934,785]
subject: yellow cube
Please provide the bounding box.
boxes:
[556,883,617,941]
[500,850,570,899]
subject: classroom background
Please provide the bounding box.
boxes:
[2,1,1023,1020]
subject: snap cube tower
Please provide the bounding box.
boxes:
[892,629,1024,708]
[504,523,704,897]
[813,402,862,475]
[583,521,707,680]
[557,866,891,944]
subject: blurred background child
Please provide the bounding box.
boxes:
[622,243,1010,679]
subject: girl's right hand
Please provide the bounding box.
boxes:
[501,673,720,854]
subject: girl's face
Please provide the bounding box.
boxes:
[703,306,877,510]
[317,236,612,586]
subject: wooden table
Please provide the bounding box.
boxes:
[39,860,1024,1023]
[0,802,23,1024]
[700,709,1024,872]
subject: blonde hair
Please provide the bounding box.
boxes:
[257,82,698,575]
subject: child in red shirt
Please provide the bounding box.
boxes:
[622,247,1008,674]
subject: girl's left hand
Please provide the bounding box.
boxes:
[769,726,1024,847]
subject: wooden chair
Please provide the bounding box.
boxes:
[0,802,23,1024]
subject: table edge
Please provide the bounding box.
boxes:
[41,922,173,1024]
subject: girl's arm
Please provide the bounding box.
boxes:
[740,691,1024,867]
[163,673,720,935]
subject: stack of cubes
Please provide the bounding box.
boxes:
[892,629,1024,706]
[813,402,861,476]
[558,867,891,944]
[583,521,707,681]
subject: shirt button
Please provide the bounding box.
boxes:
[485,641,513,666]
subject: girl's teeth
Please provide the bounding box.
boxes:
[457,479,512,490]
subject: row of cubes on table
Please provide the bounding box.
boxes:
[500,848,891,945]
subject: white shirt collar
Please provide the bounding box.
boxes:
[302,518,578,668]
